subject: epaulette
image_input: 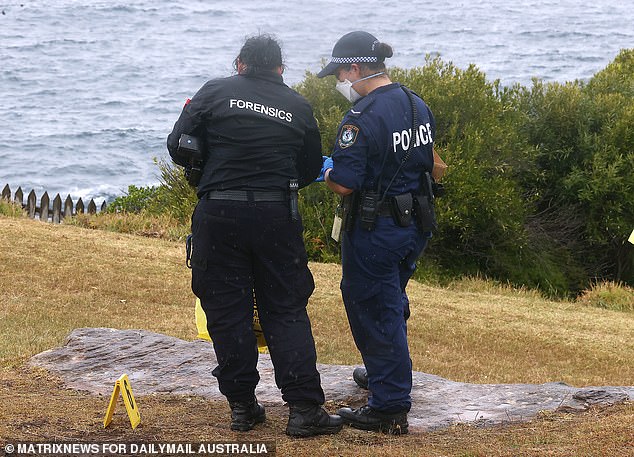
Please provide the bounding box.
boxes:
[348,95,375,117]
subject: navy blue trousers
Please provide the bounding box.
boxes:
[341,216,428,413]
[190,199,325,405]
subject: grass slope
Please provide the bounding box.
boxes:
[1,216,632,456]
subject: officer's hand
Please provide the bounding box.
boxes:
[315,156,334,182]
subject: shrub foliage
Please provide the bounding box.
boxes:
[103,50,633,296]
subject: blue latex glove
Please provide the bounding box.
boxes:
[315,156,334,182]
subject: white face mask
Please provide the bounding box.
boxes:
[335,79,361,103]
[335,72,385,102]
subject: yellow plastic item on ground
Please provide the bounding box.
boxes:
[103,374,141,430]
[195,297,268,353]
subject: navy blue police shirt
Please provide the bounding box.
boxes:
[328,83,435,196]
[167,71,322,197]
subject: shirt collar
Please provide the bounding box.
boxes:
[371,82,401,95]
[352,82,401,106]
[242,71,285,85]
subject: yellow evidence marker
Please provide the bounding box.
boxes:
[629,228,634,245]
[103,374,141,429]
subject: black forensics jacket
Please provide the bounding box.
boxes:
[167,71,322,196]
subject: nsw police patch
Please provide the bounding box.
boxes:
[338,124,359,149]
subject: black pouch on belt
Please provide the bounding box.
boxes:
[359,190,379,231]
[413,195,437,232]
[289,179,299,221]
[340,193,358,232]
[391,193,413,227]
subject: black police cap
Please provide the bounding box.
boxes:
[317,31,385,78]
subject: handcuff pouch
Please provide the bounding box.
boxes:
[391,193,413,227]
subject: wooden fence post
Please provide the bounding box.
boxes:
[41,192,50,222]
[76,198,84,215]
[1,184,107,223]
[63,195,73,220]
[27,190,36,218]
[14,187,23,206]
[52,194,62,223]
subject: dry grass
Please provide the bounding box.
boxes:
[1,216,633,456]
[67,212,190,242]
[0,217,193,367]
[311,268,634,387]
[1,367,632,457]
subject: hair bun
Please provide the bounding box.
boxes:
[376,42,393,59]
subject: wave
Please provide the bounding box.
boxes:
[4,39,100,52]
[96,5,159,13]
[1,0,632,203]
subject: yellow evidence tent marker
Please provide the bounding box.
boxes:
[628,228,634,245]
[103,374,141,429]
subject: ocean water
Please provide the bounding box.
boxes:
[1,0,632,204]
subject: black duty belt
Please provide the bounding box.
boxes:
[356,198,414,217]
[376,201,394,217]
[356,200,394,217]
[204,190,288,202]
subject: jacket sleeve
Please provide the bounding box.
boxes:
[296,115,323,188]
[166,86,210,167]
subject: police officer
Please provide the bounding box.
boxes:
[317,31,436,435]
[167,34,342,438]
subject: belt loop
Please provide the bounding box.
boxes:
[247,190,255,205]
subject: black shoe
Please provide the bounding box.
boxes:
[353,367,368,390]
[286,403,344,437]
[338,404,408,435]
[229,397,266,431]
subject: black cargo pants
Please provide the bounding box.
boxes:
[190,198,325,405]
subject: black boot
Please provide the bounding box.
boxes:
[229,397,266,432]
[352,367,368,390]
[338,404,408,435]
[286,403,343,437]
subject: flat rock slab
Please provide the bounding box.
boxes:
[30,328,634,432]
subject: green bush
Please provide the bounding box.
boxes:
[294,72,349,152]
[108,185,160,214]
[298,57,570,293]
[146,159,198,225]
[299,183,340,263]
[518,49,634,287]
[100,50,633,296]
[0,200,26,218]
[576,281,634,312]
[107,159,197,225]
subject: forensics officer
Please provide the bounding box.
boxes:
[167,34,342,438]
[317,31,436,435]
